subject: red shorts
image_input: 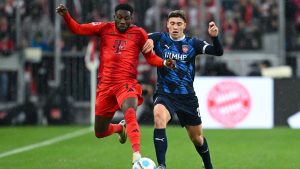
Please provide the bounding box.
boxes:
[95,81,143,117]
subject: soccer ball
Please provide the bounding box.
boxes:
[132,157,157,169]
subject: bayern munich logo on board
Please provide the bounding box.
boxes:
[207,80,251,128]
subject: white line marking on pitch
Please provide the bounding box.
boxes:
[0,127,93,159]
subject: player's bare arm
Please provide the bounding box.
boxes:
[208,21,218,37]
[142,39,154,53]
[56,4,68,16]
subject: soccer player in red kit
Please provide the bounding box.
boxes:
[56,3,175,164]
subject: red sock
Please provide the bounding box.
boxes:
[95,124,123,138]
[124,108,140,152]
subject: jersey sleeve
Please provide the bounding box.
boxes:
[63,12,107,36]
[192,37,223,56]
[138,28,149,49]
[143,52,164,67]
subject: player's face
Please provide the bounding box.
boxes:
[114,10,132,33]
[167,17,186,40]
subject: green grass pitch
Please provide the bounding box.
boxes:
[0,126,299,169]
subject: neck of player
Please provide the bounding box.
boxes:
[169,34,185,41]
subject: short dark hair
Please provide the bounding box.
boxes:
[115,4,134,15]
[168,10,187,22]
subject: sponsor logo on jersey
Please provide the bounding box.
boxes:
[113,40,126,54]
[164,51,188,61]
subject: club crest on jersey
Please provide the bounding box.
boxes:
[182,45,189,53]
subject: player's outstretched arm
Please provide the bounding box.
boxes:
[56,4,98,36]
[143,52,176,69]
[204,21,223,56]
[208,21,219,37]
[56,4,68,16]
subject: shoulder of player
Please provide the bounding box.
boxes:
[128,25,147,34]
[88,21,113,31]
[189,36,206,45]
[91,22,117,34]
[149,32,164,37]
[147,32,163,42]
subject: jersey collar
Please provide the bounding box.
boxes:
[169,34,185,41]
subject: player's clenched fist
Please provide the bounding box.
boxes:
[208,21,218,37]
[56,4,68,16]
[164,58,176,70]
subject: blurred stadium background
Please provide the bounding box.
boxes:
[0,0,300,168]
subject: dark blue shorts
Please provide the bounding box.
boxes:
[153,92,202,127]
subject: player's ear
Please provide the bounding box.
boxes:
[183,22,187,29]
[130,15,134,23]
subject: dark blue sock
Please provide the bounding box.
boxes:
[153,128,167,167]
[195,137,213,169]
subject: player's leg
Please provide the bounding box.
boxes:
[94,115,123,138]
[176,94,213,169]
[185,125,213,169]
[115,81,144,163]
[153,104,171,169]
[120,97,141,163]
[94,86,124,140]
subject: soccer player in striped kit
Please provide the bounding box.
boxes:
[56,3,175,164]
[143,10,223,169]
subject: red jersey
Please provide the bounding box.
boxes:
[63,13,163,84]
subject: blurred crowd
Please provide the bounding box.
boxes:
[221,0,278,50]
[0,0,289,54]
[286,0,300,51]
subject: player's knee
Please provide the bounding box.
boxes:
[154,119,165,128]
[121,98,138,112]
[153,104,170,128]
[191,135,204,146]
[154,112,167,128]
[94,127,108,139]
[95,131,106,139]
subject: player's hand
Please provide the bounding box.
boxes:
[56,4,68,16]
[142,39,154,54]
[208,21,218,37]
[164,58,176,70]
